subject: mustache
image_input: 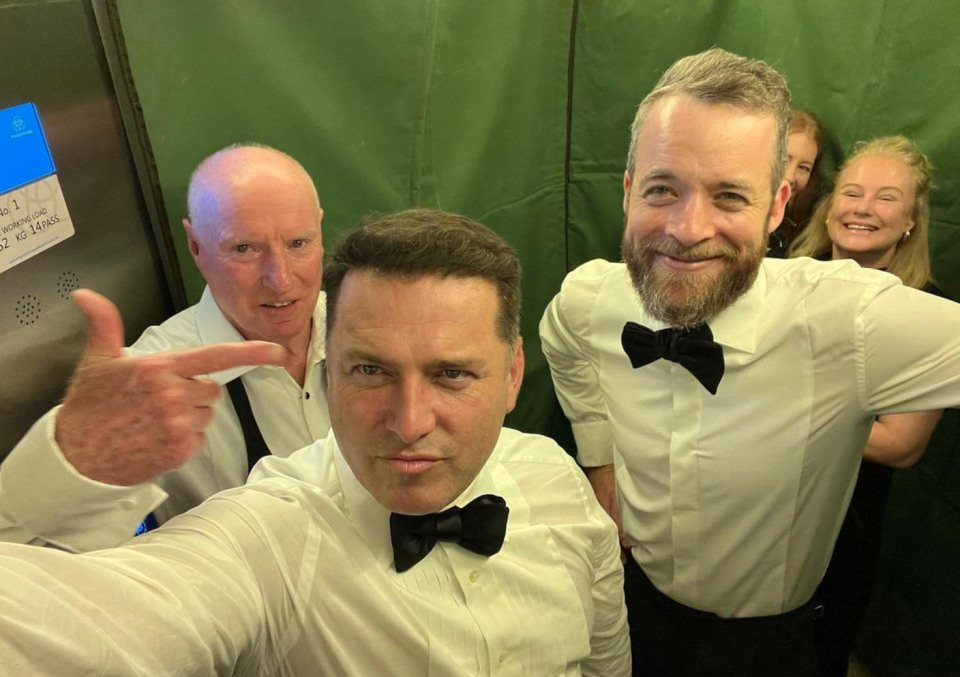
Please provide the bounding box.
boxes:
[629,236,739,262]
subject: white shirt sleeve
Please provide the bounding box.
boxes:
[857,284,960,413]
[0,407,167,552]
[0,481,314,676]
[540,261,617,467]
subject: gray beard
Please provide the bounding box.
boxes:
[622,232,767,328]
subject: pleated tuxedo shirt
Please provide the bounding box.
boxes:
[541,257,960,618]
[0,428,630,676]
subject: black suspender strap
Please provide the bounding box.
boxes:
[225,378,271,475]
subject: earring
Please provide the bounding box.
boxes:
[902,230,912,241]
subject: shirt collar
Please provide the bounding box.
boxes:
[705,263,766,355]
[332,432,507,572]
[635,262,765,356]
[194,287,327,384]
[196,286,243,346]
[308,291,327,367]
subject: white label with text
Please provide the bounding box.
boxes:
[0,174,75,275]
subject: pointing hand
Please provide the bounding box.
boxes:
[55,290,284,486]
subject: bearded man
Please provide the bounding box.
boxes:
[540,48,960,676]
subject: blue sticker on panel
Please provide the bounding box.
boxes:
[0,103,56,195]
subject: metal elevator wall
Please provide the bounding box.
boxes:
[0,0,175,459]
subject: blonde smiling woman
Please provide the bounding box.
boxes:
[791,135,945,677]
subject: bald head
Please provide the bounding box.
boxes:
[182,144,325,352]
[187,144,320,242]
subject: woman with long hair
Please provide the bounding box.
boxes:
[790,136,934,289]
[791,135,944,676]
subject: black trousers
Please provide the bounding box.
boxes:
[814,461,894,677]
[625,556,821,677]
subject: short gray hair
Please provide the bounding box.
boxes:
[626,48,792,193]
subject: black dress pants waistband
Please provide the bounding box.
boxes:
[624,554,822,677]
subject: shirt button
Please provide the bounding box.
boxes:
[304,391,311,400]
[498,651,509,664]
[469,569,481,583]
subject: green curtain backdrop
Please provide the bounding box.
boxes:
[115,1,960,674]
[116,0,574,437]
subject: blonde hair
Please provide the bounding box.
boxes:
[626,48,792,193]
[789,136,934,289]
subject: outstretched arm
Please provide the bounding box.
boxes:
[0,481,311,675]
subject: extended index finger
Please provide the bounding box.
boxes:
[165,341,286,378]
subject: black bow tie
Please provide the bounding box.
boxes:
[390,494,509,573]
[621,321,725,395]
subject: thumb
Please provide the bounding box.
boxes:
[72,289,125,360]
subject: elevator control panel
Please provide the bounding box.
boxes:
[0,102,75,277]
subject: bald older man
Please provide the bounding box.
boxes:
[0,144,330,551]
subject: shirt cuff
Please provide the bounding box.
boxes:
[0,407,168,552]
[571,420,615,467]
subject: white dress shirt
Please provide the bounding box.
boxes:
[0,288,330,552]
[0,428,630,677]
[540,257,960,618]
